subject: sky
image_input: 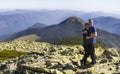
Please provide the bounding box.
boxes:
[0,0,120,13]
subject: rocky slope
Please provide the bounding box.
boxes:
[0,40,119,74]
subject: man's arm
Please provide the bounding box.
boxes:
[91,32,97,37]
[86,27,97,39]
[86,32,97,39]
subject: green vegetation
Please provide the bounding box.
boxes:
[52,36,83,46]
[49,36,108,48]
[16,34,40,41]
[0,50,27,60]
[96,42,108,49]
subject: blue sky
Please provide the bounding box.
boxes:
[0,0,120,13]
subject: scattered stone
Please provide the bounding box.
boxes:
[0,40,119,74]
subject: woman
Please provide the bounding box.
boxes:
[81,23,89,66]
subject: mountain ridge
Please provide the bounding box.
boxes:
[6,16,120,50]
[94,16,120,35]
[0,10,120,36]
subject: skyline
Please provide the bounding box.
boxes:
[0,0,120,13]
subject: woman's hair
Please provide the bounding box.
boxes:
[85,23,89,26]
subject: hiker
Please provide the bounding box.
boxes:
[82,23,89,51]
[81,19,97,66]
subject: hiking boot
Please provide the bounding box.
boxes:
[89,62,96,66]
[80,60,86,66]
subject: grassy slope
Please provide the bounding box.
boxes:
[0,50,27,60]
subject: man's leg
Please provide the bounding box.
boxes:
[90,44,96,64]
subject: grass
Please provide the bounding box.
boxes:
[0,50,27,60]
[50,36,108,48]
[50,36,83,46]
[96,42,108,49]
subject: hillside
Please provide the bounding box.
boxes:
[0,23,46,41]
[6,16,85,40]
[0,40,119,74]
[113,23,120,34]
[6,16,120,50]
[28,23,47,29]
[94,16,120,35]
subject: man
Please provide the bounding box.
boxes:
[81,19,97,66]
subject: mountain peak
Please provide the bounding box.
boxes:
[59,16,85,26]
[67,16,80,21]
[28,23,47,29]
[65,16,84,22]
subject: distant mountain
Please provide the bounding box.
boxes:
[28,23,47,29]
[0,10,84,36]
[0,34,14,41]
[81,11,109,20]
[94,16,120,35]
[6,16,85,40]
[97,29,120,50]
[0,23,46,41]
[81,11,120,20]
[6,16,120,50]
[112,23,120,34]
[0,10,120,36]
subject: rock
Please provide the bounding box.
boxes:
[0,71,4,74]
[60,48,74,56]
[45,61,52,67]
[69,58,79,66]
[63,63,74,70]
[53,69,63,74]
[0,64,7,70]
[6,63,17,70]
[108,67,113,71]
[63,70,74,74]
[49,47,57,52]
